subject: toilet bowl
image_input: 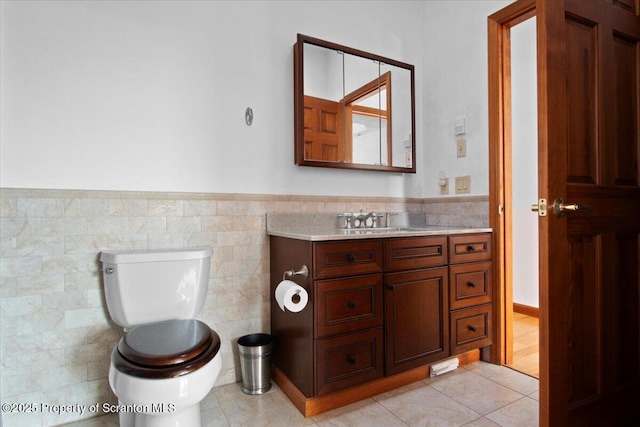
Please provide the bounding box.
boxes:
[100,247,220,427]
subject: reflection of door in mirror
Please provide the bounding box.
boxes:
[294,34,416,173]
[344,71,392,166]
[303,96,345,162]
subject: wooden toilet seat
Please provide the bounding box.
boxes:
[112,319,220,379]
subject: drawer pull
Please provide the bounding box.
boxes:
[348,301,356,309]
[348,254,356,263]
[466,245,476,252]
[467,325,477,332]
[347,355,356,365]
[467,281,476,288]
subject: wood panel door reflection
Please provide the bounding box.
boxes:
[303,95,345,163]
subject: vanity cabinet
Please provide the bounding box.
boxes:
[269,231,492,413]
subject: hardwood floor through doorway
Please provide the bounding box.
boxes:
[507,312,539,378]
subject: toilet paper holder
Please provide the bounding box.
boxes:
[282,265,309,281]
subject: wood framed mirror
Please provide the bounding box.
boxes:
[294,34,416,173]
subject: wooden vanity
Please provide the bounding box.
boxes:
[269,225,492,417]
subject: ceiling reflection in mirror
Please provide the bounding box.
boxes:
[294,34,416,173]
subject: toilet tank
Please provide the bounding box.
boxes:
[100,246,212,328]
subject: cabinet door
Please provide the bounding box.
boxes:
[384,267,449,376]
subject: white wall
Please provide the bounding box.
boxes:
[511,17,539,308]
[1,0,512,198]
[421,0,511,197]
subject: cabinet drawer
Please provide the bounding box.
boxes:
[314,240,383,279]
[449,234,492,264]
[315,327,384,395]
[385,236,447,272]
[315,275,383,338]
[450,304,492,355]
[449,261,492,310]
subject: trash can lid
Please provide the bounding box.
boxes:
[238,333,272,347]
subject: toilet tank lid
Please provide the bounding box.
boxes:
[100,246,212,264]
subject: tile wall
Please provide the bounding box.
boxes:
[0,188,487,426]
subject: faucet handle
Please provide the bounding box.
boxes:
[338,213,354,229]
[371,212,384,228]
[385,212,399,227]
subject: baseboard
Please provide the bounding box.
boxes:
[513,302,539,318]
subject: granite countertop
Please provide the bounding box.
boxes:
[266,212,491,241]
[266,225,492,241]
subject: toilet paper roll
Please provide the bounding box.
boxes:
[274,280,308,313]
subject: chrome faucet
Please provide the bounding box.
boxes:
[338,211,385,229]
[355,210,372,227]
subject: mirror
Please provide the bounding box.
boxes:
[294,34,416,173]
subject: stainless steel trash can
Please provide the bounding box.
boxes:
[237,333,273,395]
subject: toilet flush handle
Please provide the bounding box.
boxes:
[104,267,114,274]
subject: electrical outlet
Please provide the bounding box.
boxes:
[456,139,467,157]
[455,175,471,194]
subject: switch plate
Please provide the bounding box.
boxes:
[455,175,471,194]
[456,139,467,157]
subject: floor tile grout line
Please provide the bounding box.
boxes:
[482,395,538,427]
[372,400,412,427]
[428,370,528,418]
[376,382,483,426]
[464,363,540,397]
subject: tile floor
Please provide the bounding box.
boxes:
[63,362,539,427]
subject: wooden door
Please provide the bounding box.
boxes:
[384,267,449,376]
[303,95,344,162]
[537,0,640,425]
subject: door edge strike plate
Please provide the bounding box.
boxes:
[531,198,547,216]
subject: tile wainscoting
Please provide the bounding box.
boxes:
[0,188,488,426]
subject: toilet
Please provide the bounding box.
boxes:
[100,246,221,427]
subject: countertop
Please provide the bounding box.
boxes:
[267,225,492,241]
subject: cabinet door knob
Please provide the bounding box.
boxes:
[348,254,356,263]
[347,356,356,365]
[466,245,476,252]
[348,301,356,308]
[386,285,395,290]
[467,281,476,288]
[467,325,477,332]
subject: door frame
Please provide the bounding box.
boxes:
[487,0,536,368]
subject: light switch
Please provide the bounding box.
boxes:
[455,175,471,194]
[456,139,467,157]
